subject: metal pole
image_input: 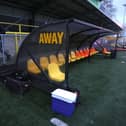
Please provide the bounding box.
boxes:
[1,35,6,64]
[115,33,119,50]
[65,21,70,89]
[122,4,126,47]
[19,24,22,46]
[15,34,19,53]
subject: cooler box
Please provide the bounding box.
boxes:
[51,89,77,116]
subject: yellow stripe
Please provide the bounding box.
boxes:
[6,32,30,35]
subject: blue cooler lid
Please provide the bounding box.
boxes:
[51,89,77,103]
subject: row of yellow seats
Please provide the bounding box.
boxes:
[27,48,98,82]
[27,53,65,82]
[27,53,65,73]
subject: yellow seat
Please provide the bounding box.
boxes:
[69,51,76,62]
[48,63,65,82]
[40,57,49,70]
[49,54,58,64]
[58,53,65,66]
[27,59,41,74]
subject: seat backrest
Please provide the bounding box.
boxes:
[79,49,84,57]
[48,63,58,73]
[49,54,58,64]
[83,48,88,57]
[103,48,107,53]
[48,63,65,82]
[58,53,65,66]
[75,50,81,57]
[70,51,76,59]
[102,48,111,54]
[27,59,40,74]
[40,57,49,70]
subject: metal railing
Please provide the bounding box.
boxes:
[0,21,39,65]
[0,33,28,65]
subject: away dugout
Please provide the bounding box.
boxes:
[1,19,116,94]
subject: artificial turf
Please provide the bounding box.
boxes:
[0,51,126,126]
